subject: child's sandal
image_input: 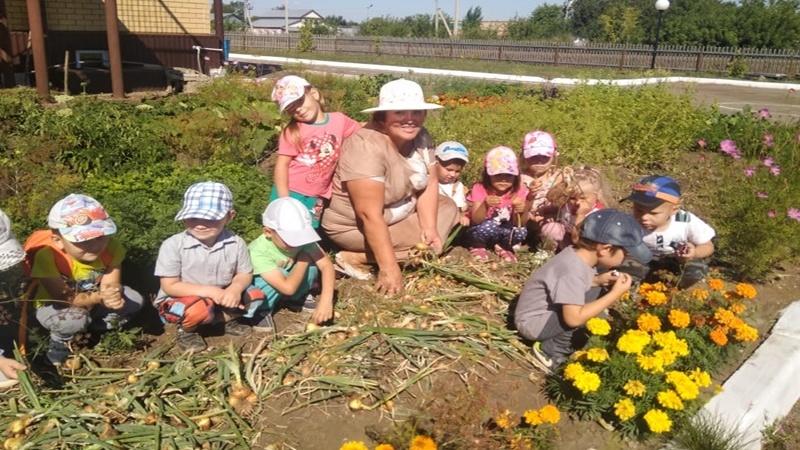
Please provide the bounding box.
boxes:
[469,247,489,262]
[494,245,518,263]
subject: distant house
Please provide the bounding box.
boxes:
[250,9,324,35]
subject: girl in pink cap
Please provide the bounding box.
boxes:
[464,146,531,263]
[270,75,361,228]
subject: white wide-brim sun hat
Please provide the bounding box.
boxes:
[362,78,443,113]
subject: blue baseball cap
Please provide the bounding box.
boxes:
[581,209,652,263]
[434,141,469,163]
[624,175,681,207]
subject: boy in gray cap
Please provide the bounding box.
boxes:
[154,181,265,352]
[514,209,651,373]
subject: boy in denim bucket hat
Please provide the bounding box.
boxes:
[620,174,716,289]
[514,209,651,373]
[155,181,265,352]
[29,194,143,365]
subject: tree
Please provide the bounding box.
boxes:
[598,3,644,43]
[736,0,800,48]
[460,6,487,38]
[570,0,611,40]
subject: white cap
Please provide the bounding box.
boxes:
[434,141,469,163]
[0,208,24,272]
[362,79,443,113]
[262,198,321,247]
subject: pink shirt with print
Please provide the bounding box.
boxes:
[467,183,528,224]
[278,112,361,199]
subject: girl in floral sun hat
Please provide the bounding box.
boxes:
[464,146,531,263]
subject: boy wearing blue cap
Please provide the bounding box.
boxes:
[514,209,651,373]
[622,175,715,289]
[154,181,264,352]
[434,141,471,227]
[30,194,144,364]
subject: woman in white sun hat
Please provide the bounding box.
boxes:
[322,79,459,297]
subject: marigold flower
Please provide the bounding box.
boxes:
[494,409,515,430]
[637,313,662,333]
[734,324,758,342]
[735,283,757,299]
[644,290,668,306]
[614,398,636,421]
[523,409,542,426]
[666,371,700,400]
[538,405,561,424]
[708,278,725,291]
[692,314,707,327]
[714,308,736,326]
[409,436,437,450]
[573,371,601,394]
[691,288,709,301]
[729,302,747,315]
[617,330,652,355]
[637,354,666,373]
[585,347,609,363]
[375,445,395,450]
[728,317,745,330]
[657,390,684,410]
[668,309,691,328]
[652,349,677,367]
[710,327,728,346]
[340,442,369,450]
[644,409,673,433]
[586,317,611,336]
[623,380,647,397]
[619,291,631,301]
[688,368,712,388]
[563,362,585,381]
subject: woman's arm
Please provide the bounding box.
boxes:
[273,155,292,198]
[416,164,441,250]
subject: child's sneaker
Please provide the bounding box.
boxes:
[252,314,276,333]
[284,294,317,313]
[530,342,555,375]
[494,245,518,263]
[225,319,251,337]
[177,327,207,352]
[46,340,70,366]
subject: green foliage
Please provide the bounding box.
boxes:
[297,20,315,52]
[672,411,753,450]
[93,327,143,355]
[727,51,748,78]
[507,4,571,41]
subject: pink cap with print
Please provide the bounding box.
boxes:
[522,130,557,159]
[485,146,519,176]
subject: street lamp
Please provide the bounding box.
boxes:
[650,0,669,70]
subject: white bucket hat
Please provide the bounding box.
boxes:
[362,79,443,113]
[0,209,24,272]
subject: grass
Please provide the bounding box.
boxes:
[671,411,754,450]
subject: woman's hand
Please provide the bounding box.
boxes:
[375,266,403,297]
[420,228,443,254]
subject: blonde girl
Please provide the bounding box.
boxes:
[270,75,361,227]
[548,166,610,250]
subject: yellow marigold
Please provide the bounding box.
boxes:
[637,354,666,373]
[668,309,691,329]
[563,362,585,381]
[714,308,736,327]
[638,282,656,296]
[736,283,757,299]
[523,409,542,426]
[728,317,745,330]
[572,350,587,361]
[614,398,636,421]
[494,409,515,430]
[585,347,609,363]
[619,291,631,301]
[665,371,700,400]
[708,278,725,291]
[691,288,709,301]
[637,313,662,333]
[623,380,647,397]
[734,324,758,342]
[710,327,728,346]
[573,371,602,394]
[409,436,437,450]
[340,442,369,450]
[538,405,561,424]
[644,409,673,433]
[657,390,684,410]
[644,290,669,306]
[375,445,395,450]
[652,349,677,367]
[586,317,611,336]
[617,330,652,355]
[688,368,712,388]
[729,302,747,315]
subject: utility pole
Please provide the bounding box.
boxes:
[284,0,289,34]
[453,0,459,38]
[434,0,438,36]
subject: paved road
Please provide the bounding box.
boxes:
[670,82,800,122]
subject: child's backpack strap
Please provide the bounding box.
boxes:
[22,230,113,279]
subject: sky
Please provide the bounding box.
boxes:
[247,1,553,22]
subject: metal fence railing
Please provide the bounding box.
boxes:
[225,33,800,76]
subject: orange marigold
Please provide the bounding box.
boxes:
[523,409,542,426]
[708,278,725,291]
[736,283,757,299]
[710,327,728,346]
[637,313,662,332]
[714,308,736,327]
[409,436,437,450]
[644,290,669,306]
[668,309,691,329]
[729,302,747,315]
[538,405,561,424]
[690,288,709,301]
[727,317,745,330]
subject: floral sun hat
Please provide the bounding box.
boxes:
[485,146,520,176]
[362,79,443,113]
[271,75,310,112]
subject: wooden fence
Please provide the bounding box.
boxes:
[226,33,800,76]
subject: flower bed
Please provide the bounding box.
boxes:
[546,279,759,438]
